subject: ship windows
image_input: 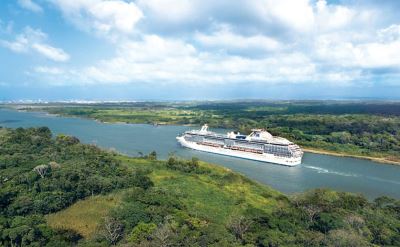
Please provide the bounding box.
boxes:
[264,144,292,157]
[185,135,204,143]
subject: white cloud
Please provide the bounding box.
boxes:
[32,43,70,62]
[34,66,65,75]
[79,35,198,84]
[357,41,400,68]
[255,0,315,32]
[36,34,318,86]
[0,27,70,62]
[21,0,400,88]
[315,0,355,31]
[314,0,378,34]
[0,27,45,53]
[49,0,143,39]
[378,24,400,42]
[315,25,400,69]
[119,35,196,62]
[1,38,29,53]
[18,0,43,13]
[195,25,282,54]
[136,0,315,34]
[137,0,196,24]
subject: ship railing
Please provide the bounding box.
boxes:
[187,131,225,138]
[228,146,263,154]
[197,142,223,148]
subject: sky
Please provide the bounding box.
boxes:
[1,0,400,101]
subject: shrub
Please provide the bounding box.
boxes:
[128,222,157,243]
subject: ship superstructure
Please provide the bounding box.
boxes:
[176,124,303,166]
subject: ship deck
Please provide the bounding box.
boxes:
[184,131,293,146]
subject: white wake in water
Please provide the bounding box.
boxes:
[364,175,400,185]
[303,165,400,185]
[303,165,360,177]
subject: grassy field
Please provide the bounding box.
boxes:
[35,106,203,125]
[149,161,282,224]
[46,193,123,238]
[45,157,283,240]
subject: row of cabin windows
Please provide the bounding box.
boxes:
[264,145,289,152]
[264,145,292,157]
[204,137,225,145]
[187,136,290,152]
[234,143,263,149]
[186,136,295,157]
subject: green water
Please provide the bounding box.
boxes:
[1,108,399,199]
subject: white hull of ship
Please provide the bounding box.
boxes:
[177,137,301,166]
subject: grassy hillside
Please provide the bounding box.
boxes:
[46,156,400,247]
[0,127,152,247]
[45,158,284,244]
[0,127,399,246]
[46,193,123,238]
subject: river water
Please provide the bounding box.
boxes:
[1,108,399,199]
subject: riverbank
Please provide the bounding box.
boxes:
[303,148,400,166]
[5,104,400,166]
[50,112,400,166]
[2,107,400,200]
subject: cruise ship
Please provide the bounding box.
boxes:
[176,124,303,166]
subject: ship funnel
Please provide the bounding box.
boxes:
[200,124,209,133]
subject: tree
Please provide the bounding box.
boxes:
[147,151,157,160]
[190,157,199,166]
[151,222,175,247]
[33,165,49,178]
[303,204,322,224]
[227,216,252,242]
[296,230,324,247]
[313,213,343,233]
[99,217,124,245]
[55,134,80,145]
[373,196,397,209]
[291,193,321,224]
[344,214,366,235]
[3,215,51,247]
[325,229,369,247]
[128,222,157,244]
[48,161,61,169]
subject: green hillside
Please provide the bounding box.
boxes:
[0,127,399,246]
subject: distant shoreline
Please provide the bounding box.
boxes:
[4,106,400,166]
[303,148,400,166]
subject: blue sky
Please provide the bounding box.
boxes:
[1,0,400,101]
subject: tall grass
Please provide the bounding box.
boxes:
[46,193,123,238]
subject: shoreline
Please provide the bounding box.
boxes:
[4,107,400,166]
[303,148,400,166]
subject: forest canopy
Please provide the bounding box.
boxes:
[0,126,399,246]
